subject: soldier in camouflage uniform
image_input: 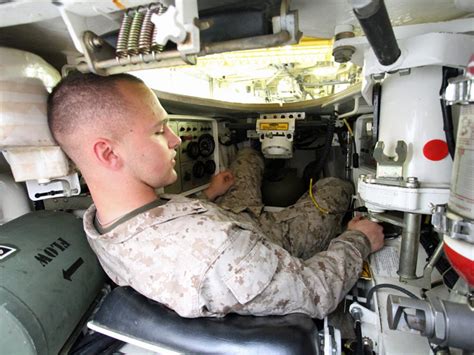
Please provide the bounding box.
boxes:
[48,73,384,319]
[215,147,354,260]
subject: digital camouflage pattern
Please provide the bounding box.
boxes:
[84,148,371,318]
[216,148,355,259]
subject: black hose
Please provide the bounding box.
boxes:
[439,66,459,159]
[303,118,336,184]
[352,0,401,66]
[354,320,364,355]
[372,82,382,145]
[366,283,420,308]
[352,137,359,168]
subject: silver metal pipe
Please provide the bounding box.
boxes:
[77,31,291,75]
[412,240,445,289]
[368,212,405,228]
[398,212,421,280]
[200,31,291,56]
[76,50,192,74]
[425,240,444,271]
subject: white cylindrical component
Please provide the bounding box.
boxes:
[2,148,70,182]
[0,173,31,225]
[261,136,293,158]
[449,104,474,220]
[0,47,60,147]
[379,65,452,187]
[0,47,72,183]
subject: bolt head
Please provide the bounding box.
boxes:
[91,37,103,48]
[333,46,355,63]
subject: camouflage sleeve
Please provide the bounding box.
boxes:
[193,190,210,201]
[201,229,371,319]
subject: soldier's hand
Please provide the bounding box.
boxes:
[203,170,235,201]
[348,216,384,253]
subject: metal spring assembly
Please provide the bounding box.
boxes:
[115,3,168,58]
[151,3,167,53]
[116,12,132,58]
[138,6,155,54]
[127,9,145,56]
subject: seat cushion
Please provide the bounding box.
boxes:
[88,286,320,354]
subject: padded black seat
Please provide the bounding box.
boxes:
[88,286,320,354]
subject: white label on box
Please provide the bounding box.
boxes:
[371,246,399,278]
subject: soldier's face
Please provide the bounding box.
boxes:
[118,82,181,189]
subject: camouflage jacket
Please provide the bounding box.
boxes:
[83,195,371,319]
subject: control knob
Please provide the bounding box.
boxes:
[192,161,205,179]
[198,134,215,157]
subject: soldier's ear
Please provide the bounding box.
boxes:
[92,138,123,170]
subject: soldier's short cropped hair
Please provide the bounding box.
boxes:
[47,72,145,156]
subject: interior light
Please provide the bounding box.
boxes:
[129,38,361,104]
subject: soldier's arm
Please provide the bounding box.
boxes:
[202,171,235,201]
[192,171,234,201]
[201,228,371,319]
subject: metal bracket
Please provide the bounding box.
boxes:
[25,173,81,201]
[81,31,117,76]
[272,0,302,45]
[56,4,88,54]
[360,174,420,188]
[72,0,301,75]
[432,205,474,243]
[388,294,474,349]
[443,75,473,105]
[319,317,342,355]
[151,0,200,55]
[77,30,196,76]
[373,140,407,179]
[387,295,432,334]
[374,140,407,165]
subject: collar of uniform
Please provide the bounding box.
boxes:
[83,196,207,244]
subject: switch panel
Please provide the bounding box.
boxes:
[164,115,219,195]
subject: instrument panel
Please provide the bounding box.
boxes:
[164,115,219,195]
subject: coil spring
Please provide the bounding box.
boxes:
[151,3,167,52]
[138,7,155,54]
[116,13,132,58]
[127,9,145,56]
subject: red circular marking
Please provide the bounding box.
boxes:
[444,243,474,287]
[423,139,449,161]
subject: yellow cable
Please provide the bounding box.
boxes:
[342,118,354,137]
[112,0,126,10]
[309,178,329,214]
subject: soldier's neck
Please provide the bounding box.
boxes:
[90,182,158,226]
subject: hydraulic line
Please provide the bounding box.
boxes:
[372,82,381,145]
[354,320,364,355]
[366,283,420,307]
[439,66,459,159]
[352,0,401,66]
